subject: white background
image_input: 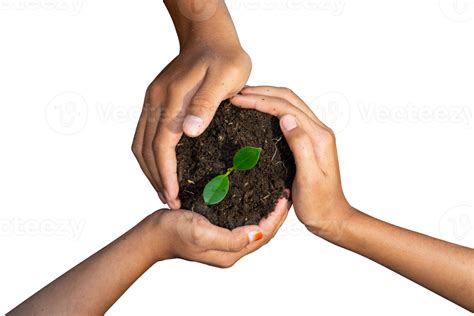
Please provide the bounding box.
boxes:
[1,0,473,315]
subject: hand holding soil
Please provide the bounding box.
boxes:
[131,0,251,210]
[148,196,290,267]
[230,86,354,236]
[231,86,474,312]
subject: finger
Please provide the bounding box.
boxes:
[257,195,290,237]
[154,68,210,208]
[269,191,292,238]
[231,93,329,138]
[201,198,290,267]
[142,104,165,193]
[132,95,165,203]
[153,95,184,210]
[241,86,321,124]
[192,217,263,252]
[279,114,324,177]
[183,69,239,137]
[230,93,337,167]
[223,196,290,260]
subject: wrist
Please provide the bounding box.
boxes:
[164,0,240,49]
[306,203,357,243]
[141,211,174,263]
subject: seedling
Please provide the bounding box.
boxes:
[203,146,262,205]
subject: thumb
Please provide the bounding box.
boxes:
[279,114,319,172]
[183,73,228,137]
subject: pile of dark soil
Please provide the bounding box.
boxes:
[176,100,295,229]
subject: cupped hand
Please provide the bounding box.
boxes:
[132,41,251,209]
[230,86,354,238]
[148,195,289,268]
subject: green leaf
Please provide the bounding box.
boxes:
[203,175,230,205]
[233,146,262,171]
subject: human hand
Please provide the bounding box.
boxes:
[230,86,354,239]
[132,32,251,209]
[147,195,289,268]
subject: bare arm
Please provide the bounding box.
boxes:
[8,200,289,315]
[164,0,240,48]
[8,215,160,315]
[329,209,474,311]
[231,86,474,312]
[133,0,251,209]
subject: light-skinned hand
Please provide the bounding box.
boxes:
[231,86,354,238]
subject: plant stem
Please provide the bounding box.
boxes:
[224,167,235,177]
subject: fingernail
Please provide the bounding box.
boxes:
[248,230,263,242]
[158,192,166,204]
[281,115,297,131]
[169,198,181,210]
[183,115,204,137]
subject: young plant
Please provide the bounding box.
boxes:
[203,146,262,205]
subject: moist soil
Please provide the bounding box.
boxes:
[176,100,296,229]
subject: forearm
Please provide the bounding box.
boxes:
[320,209,474,311]
[9,214,165,315]
[164,0,240,48]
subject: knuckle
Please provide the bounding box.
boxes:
[157,111,184,135]
[148,83,163,98]
[131,143,143,158]
[321,128,336,143]
[190,217,208,243]
[281,87,295,97]
[227,236,245,252]
[166,81,184,98]
[191,94,217,111]
[223,62,241,77]
[274,98,293,111]
[157,108,173,123]
[217,257,236,269]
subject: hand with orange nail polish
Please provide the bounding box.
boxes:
[150,195,290,267]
